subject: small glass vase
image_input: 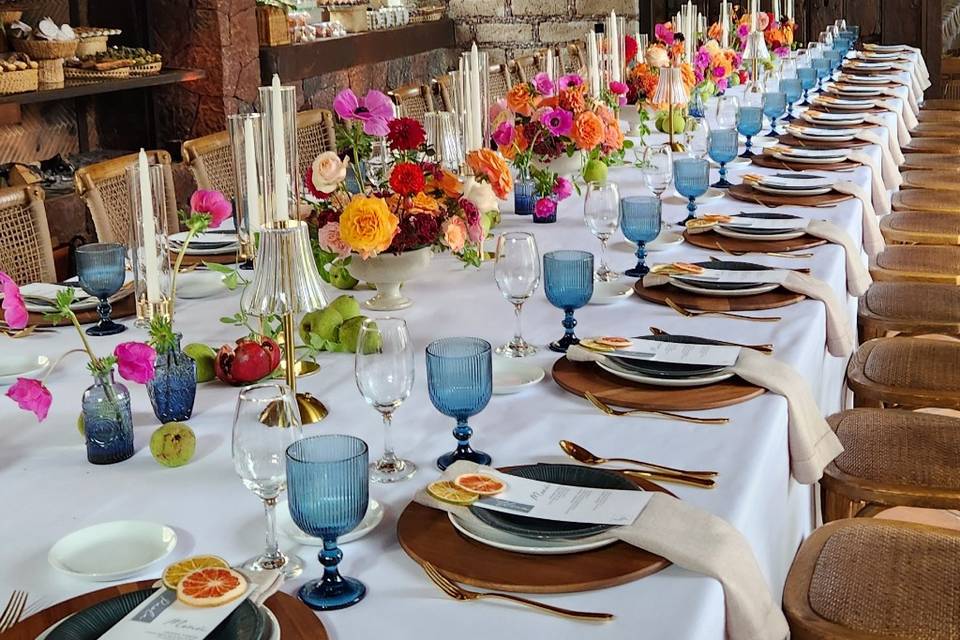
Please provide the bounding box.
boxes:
[514,171,535,216]
[147,333,197,423]
[82,370,134,465]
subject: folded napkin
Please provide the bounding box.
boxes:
[877,86,921,117]
[876,96,919,130]
[18,283,93,305]
[855,127,904,169]
[416,460,790,640]
[866,104,911,146]
[831,180,886,261]
[640,270,854,357]
[847,149,894,214]
[805,220,873,295]
[568,346,845,483]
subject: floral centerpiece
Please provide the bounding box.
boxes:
[691,40,745,100]
[626,24,696,136]
[732,12,795,58]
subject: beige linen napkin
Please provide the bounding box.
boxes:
[567,346,844,483]
[855,127,904,168]
[831,180,886,261]
[416,459,790,640]
[805,219,873,294]
[847,149,894,213]
[877,85,921,118]
[640,270,854,356]
[865,105,911,146]
[877,96,919,130]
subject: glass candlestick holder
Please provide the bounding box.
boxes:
[127,162,171,327]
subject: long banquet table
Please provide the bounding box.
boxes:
[0,63,915,639]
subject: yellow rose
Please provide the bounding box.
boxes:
[339,195,399,259]
[408,192,442,215]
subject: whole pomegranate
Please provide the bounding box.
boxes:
[214,336,282,386]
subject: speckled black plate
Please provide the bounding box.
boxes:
[673,259,775,291]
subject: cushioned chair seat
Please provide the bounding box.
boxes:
[880,211,960,244]
[900,170,960,191]
[903,138,960,153]
[893,189,960,213]
[859,282,960,340]
[901,153,960,171]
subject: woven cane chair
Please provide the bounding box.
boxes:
[487,63,514,102]
[513,53,543,84]
[0,185,55,285]
[296,108,337,183]
[182,130,236,199]
[901,153,960,171]
[434,74,453,111]
[783,519,960,639]
[74,150,179,245]
[846,337,960,410]
[869,245,960,284]
[388,84,434,124]
[893,188,960,213]
[561,43,586,74]
[858,282,960,341]
[921,98,960,110]
[900,170,960,190]
[880,212,960,245]
[911,122,960,137]
[903,137,960,153]
[918,109,960,123]
[820,409,960,523]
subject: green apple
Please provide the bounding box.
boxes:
[299,306,343,345]
[327,295,361,322]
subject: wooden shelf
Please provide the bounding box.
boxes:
[260,19,455,82]
[0,68,206,105]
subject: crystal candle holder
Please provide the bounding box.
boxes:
[228,113,264,266]
[258,82,299,225]
[127,162,171,327]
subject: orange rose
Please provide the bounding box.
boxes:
[708,23,722,41]
[596,104,617,126]
[465,149,513,200]
[571,111,604,150]
[498,143,517,161]
[339,195,399,259]
[408,192,442,215]
[603,118,624,150]
[506,84,534,117]
[427,170,462,198]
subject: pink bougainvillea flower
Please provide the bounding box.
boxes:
[492,121,515,147]
[190,190,233,228]
[114,342,157,384]
[333,89,394,136]
[533,72,555,96]
[553,176,573,200]
[540,108,573,137]
[0,271,28,330]
[609,81,628,96]
[6,378,52,421]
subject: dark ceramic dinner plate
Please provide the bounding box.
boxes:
[724,212,805,235]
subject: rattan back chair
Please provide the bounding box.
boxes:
[388,84,435,124]
[846,336,960,410]
[488,63,514,102]
[0,185,56,285]
[900,152,960,171]
[182,130,236,199]
[858,282,960,341]
[869,245,960,284]
[74,150,179,245]
[783,518,960,638]
[893,188,960,213]
[922,98,960,110]
[821,408,960,522]
[561,43,586,74]
[513,53,543,84]
[296,108,337,183]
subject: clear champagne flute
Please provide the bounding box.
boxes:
[494,232,540,358]
[583,181,621,282]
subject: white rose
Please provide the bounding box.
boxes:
[310,151,350,194]
[462,177,499,213]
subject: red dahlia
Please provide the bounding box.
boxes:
[389,162,425,196]
[387,117,427,151]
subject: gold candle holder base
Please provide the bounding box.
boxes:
[282,311,327,425]
[295,392,328,424]
[135,296,170,328]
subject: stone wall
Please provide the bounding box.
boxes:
[443,0,638,63]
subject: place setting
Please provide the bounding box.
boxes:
[751,144,860,171]
[728,172,854,207]
[682,211,829,255]
[798,109,866,127]
[169,229,241,266]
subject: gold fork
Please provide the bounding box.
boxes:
[421,562,614,621]
[584,392,729,426]
[715,241,814,259]
[664,297,781,323]
[0,590,28,633]
[648,326,774,354]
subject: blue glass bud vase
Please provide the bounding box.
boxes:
[514,170,535,215]
[82,369,134,465]
[147,333,197,423]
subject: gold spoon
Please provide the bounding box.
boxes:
[560,439,718,477]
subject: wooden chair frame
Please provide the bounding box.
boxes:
[846,337,960,410]
[903,137,960,153]
[879,212,960,245]
[858,284,960,342]
[513,53,543,84]
[0,184,56,284]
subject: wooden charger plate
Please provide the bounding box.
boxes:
[633,278,804,311]
[552,356,764,411]
[750,153,861,172]
[397,469,674,594]
[683,229,827,253]
[0,579,329,640]
[727,183,853,208]
[0,288,136,328]
[172,250,241,267]
[777,134,871,149]
[813,101,887,115]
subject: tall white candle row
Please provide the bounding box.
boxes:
[750,0,760,31]
[607,11,621,83]
[460,43,485,152]
[137,149,161,304]
[587,31,601,97]
[786,0,794,21]
[720,0,731,48]
[545,47,556,81]
[772,0,781,21]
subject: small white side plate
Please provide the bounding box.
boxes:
[278,499,383,545]
[646,230,684,251]
[48,521,177,582]
[492,359,545,394]
[175,271,228,299]
[668,187,725,205]
[589,280,634,305]
[0,354,49,386]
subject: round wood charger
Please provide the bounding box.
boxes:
[1,579,329,640]
[632,278,804,311]
[172,250,242,267]
[727,183,854,208]
[1,288,136,328]
[552,356,764,411]
[777,134,872,149]
[397,471,674,594]
[812,101,887,115]
[683,229,828,253]
[750,153,861,172]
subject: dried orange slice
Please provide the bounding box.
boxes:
[596,337,632,349]
[162,555,230,590]
[454,473,507,496]
[427,480,478,505]
[176,567,247,608]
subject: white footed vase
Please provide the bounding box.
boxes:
[347,246,433,311]
[533,151,584,178]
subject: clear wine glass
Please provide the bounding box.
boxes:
[494,232,540,358]
[232,382,304,578]
[583,181,621,282]
[355,317,416,483]
[640,144,673,198]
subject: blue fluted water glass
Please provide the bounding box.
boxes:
[824,49,841,74]
[812,57,831,90]
[798,67,817,105]
[82,369,134,465]
[147,332,197,423]
[543,250,593,352]
[737,105,764,157]
[620,197,661,278]
[708,128,738,188]
[762,91,786,136]
[287,435,368,610]
[674,157,710,222]
[426,337,493,470]
[780,78,802,120]
[514,171,535,216]
[76,243,126,337]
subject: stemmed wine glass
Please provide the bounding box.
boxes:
[232,382,304,578]
[674,157,710,223]
[708,127,738,189]
[798,64,817,105]
[494,232,540,358]
[76,243,127,336]
[543,250,594,352]
[737,94,765,157]
[426,337,493,470]
[355,317,416,483]
[711,95,739,129]
[780,59,802,120]
[286,434,369,610]
[583,182,621,282]
[812,57,832,91]
[640,144,673,198]
[620,196,662,278]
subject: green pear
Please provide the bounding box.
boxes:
[327,295,361,321]
[299,306,343,344]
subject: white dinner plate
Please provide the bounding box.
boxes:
[48,521,177,582]
[0,354,49,386]
[714,226,807,241]
[180,243,240,256]
[447,512,617,555]
[588,279,634,305]
[752,182,833,196]
[492,359,545,394]
[864,44,910,53]
[596,358,736,387]
[839,74,893,85]
[829,86,884,97]
[772,152,850,164]
[746,135,778,147]
[811,98,875,111]
[800,111,865,126]
[645,229,684,251]
[175,271,229,299]
[844,61,894,71]
[709,156,751,168]
[788,129,856,143]
[278,498,382,545]
[858,51,900,60]
[669,278,780,297]
[169,231,239,245]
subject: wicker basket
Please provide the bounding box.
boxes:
[328,6,368,32]
[37,58,63,84]
[410,6,444,23]
[0,67,38,94]
[11,38,78,60]
[63,66,131,80]
[0,10,22,24]
[76,35,108,57]
[256,5,290,46]
[129,61,162,77]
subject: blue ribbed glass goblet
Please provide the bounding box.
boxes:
[543,250,593,352]
[762,91,786,136]
[620,197,661,278]
[780,78,802,120]
[674,157,710,223]
[286,435,369,611]
[426,337,493,470]
[708,128,738,188]
[823,49,841,74]
[798,66,817,105]
[737,105,764,157]
[76,243,127,336]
